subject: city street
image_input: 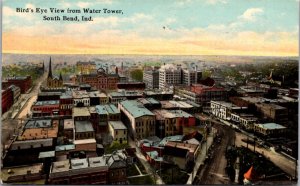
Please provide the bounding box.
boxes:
[1,72,47,152]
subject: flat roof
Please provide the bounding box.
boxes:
[39,151,55,159]
[256,123,286,130]
[64,119,74,129]
[24,119,52,129]
[34,100,59,106]
[55,144,75,152]
[146,151,163,162]
[74,138,97,145]
[137,98,160,105]
[211,101,241,109]
[159,135,184,146]
[96,104,120,115]
[120,100,154,118]
[11,138,53,150]
[71,158,88,170]
[88,156,107,167]
[73,107,91,117]
[1,163,43,182]
[168,110,193,118]
[109,121,127,130]
[75,120,94,133]
[51,160,70,173]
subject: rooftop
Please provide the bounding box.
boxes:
[73,107,91,117]
[96,104,120,115]
[88,156,107,168]
[51,160,70,173]
[33,100,59,106]
[109,121,127,130]
[6,76,29,80]
[256,123,286,130]
[75,120,94,133]
[72,90,89,99]
[55,144,75,152]
[38,151,55,159]
[1,163,43,182]
[11,138,53,150]
[64,119,74,129]
[137,98,160,105]
[71,158,88,169]
[146,151,163,162]
[20,120,59,140]
[120,100,154,118]
[24,119,52,129]
[74,138,97,145]
[211,101,242,109]
[159,135,184,146]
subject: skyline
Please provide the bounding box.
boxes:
[3,0,299,56]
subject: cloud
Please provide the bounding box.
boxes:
[206,0,227,5]
[25,3,35,9]
[76,2,91,8]
[175,0,192,7]
[238,8,264,22]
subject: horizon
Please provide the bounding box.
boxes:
[3,0,299,56]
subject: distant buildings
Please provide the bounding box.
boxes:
[254,123,286,137]
[76,61,96,74]
[77,68,119,90]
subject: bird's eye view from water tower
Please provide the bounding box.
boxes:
[1,0,299,185]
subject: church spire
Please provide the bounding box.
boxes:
[59,72,63,81]
[48,57,53,78]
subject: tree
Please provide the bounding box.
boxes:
[130,69,143,81]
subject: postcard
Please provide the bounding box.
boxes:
[1,0,298,185]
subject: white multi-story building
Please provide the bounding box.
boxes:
[159,64,182,89]
[182,68,202,86]
[210,101,246,120]
[143,68,159,89]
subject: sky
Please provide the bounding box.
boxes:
[2,0,299,56]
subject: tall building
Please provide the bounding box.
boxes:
[158,64,202,89]
[47,57,63,88]
[182,68,202,86]
[159,64,182,89]
[3,76,32,94]
[143,68,159,89]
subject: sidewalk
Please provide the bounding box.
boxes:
[186,133,214,184]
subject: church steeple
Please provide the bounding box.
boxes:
[48,57,53,78]
[59,72,63,81]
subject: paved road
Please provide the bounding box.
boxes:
[235,132,297,178]
[196,121,235,185]
[1,72,47,151]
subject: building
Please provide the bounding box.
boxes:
[182,68,202,86]
[1,88,13,114]
[99,92,109,104]
[3,76,32,93]
[9,85,21,103]
[164,141,199,170]
[72,90,90,107]
[159,64,182,89]
[49,157,108,185]
[254,123,286,137]
[95,104,121,133]
[59,91,73,116]
[109,121,127,144]
[105,151,128,184]
[88,91,102,106]
[73,107,91,121]
[18,119,59,141]
[210,101,247,120]
[37,92,62,101]
[108,92,127,106]
[144,90,174,101]
[255,103,288,124]
[76,61,96,74]
[74,120,95,140]
[1,163,45,184]
[117,82,146,91]
[143,68,159,89]
[47,57,63,88]
[175,84,227,106]
[119,100,156,139]
[31,100,60,117]
[231,113,258,130]
[137,98,162,110]
[63,119,75,141]
[77,68,119,90]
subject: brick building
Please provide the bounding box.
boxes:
[3,76,32,93]
[2,88,13,114]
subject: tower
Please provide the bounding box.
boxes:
[48,57,53,79]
